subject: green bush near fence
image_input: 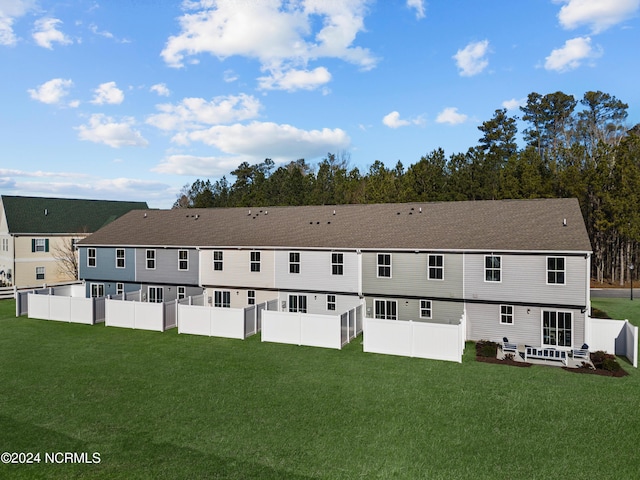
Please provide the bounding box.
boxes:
[1,298,639,479]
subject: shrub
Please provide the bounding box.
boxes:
[590,350,622,372]
[476,340,498,358]
[602,357,622,372]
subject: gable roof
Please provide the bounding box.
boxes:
[78,198,592,253]
[1,195,148,235]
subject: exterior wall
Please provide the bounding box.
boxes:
[79,246,136,282]
[139,284,203,302]
[278,292,362,315]
[362,252,464,298]
[135,247,200,286]
[0,201,11,285]
[13,235,85,287]
[464,253,588,307]
[364,297,464,324]
[466,302,586,348]
[204,287,277,309]
[84,281,140,298]
[274,250,359,293]
[200,249,275,289]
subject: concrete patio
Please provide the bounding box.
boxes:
[498,344,595,369]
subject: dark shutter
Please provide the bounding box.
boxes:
[45,239,49,252]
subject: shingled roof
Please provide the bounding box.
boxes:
[78,198,592,253]
[1,195,148,234]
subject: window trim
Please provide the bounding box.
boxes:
[35,266,45,281]
[178,249,189,271]
[177,286,186,300]
[484,255,502,283]
[116,282,124,296]
[32,238,48,253]
[116,248,125,269]
[90,283,105,298]
[148,286,163,303]
[427,254,444,281]
[377,253,392,278]
[500,305,514,325]
[288,294,307,313]
[419,299,432,319]
[247,290,256,305]
[374,298,397,320]
[146,249,156,270]
[214,290,231,308]
[213,250,223,271]
[250,251,261,272]
[327,294,336,311]
[289,252,300,274]
[542,310,572,347]
[546,256,566,285]
[331,253,344,276]
[87,248,97,268]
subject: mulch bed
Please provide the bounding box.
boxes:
[562,365,628,377]
[475,354,532,368]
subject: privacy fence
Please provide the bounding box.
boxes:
[261,305,363,349]
[586,317,638,368]
[20,285,105,325]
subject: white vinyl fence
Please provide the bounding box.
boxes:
[178,300,272,339]
[26,290,105,325]
[363,315,466,363]
[586,317,638,368]
[261,306,362,350]
[104,297,177,332]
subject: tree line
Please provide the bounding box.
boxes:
[174,90,640,285]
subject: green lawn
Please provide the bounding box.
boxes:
[1,299,639,479]
[591,296,640,326]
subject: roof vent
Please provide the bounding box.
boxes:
[195,214,199,219]
[44,209,48,216]
[144,213,147,218]
[563,218,567,227]
[248,210,251,216]
[419,207,422,213]
[333,210,336,215]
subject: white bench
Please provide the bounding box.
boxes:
[525,346,567,366]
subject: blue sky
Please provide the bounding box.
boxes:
[1,0,639,208]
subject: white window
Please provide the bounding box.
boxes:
[87,248,97,267]
[327,294,336,311]
[289,252,300,274]
[542,311,572,347]
[214,290,231,308]
[428,255,444,280]
[177,286,186,300]
[91,283,104,298]
[420,300,432,319]
[248,290,256,305]
[547,257,565,284]
[213,251,223,271]
[500,305,514,324]
[148,286,163,303]
[374,299,397,320]
[33,238,47,252]
[331,253,344,275]
[377,254,391,278]
[178,250,189,271]
[36,266,45,280]
[116,283,124,295]
[1,238,8,251]
[288,295,307,313]
[116,249,125,268]
[485,255,501,282]
[146,249,156,269]
[251,251,261,272]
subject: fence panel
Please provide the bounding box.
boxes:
[363,318,464,363]
[244,305,257,337]
[210,308,245,339]
[301,313,342,349]
[94,297,106,323]
[69,297,94,324]
[0,286,14,300]
[49,295,71,322]
[16,290,30,316]
[28,293,50,320]
[134,302,164,332]
[625,322,638,368]
[178,304,211,335]
[262,310,301,345]
[586,317,638,367]
[164,301,177,330]
[105,298,136,329]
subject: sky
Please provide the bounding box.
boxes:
[1,0,639,209]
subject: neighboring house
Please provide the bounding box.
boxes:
[0,195,148,288]
[77,198,592,350]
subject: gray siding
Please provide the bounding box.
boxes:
[279,292,362,315]
[275,250,359,293]
[362,252,463,298]
[140,284,203,302]
[464,254,588,306]
[79,247,135,282]
[466,302,586,348]
[364,297,464,324]
[201,249,275,289]
[135,248,199,286]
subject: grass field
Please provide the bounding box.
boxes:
[1,298,639,479]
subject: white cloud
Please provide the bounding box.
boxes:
[382,111,424,129]
[147,94,262,131]
[91,81,125,105]
[556,0,640,33]
[28,78,74,105]
[436,107,468,125]
[223,69,238,82]
[173,121,350,160]
[161,0,376,90]
[258,66,331,91]
[453,39,490,76]
[502,98,526,110]
[153,154,248,176]
[544,36,601,72]
[0,0,36,46]
[407,0,426,19]
[150,83,171,96]
[76,114,148,148]
[32,17,72,49]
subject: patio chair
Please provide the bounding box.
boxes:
[572,343,589,360]
[502,337,518,354]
